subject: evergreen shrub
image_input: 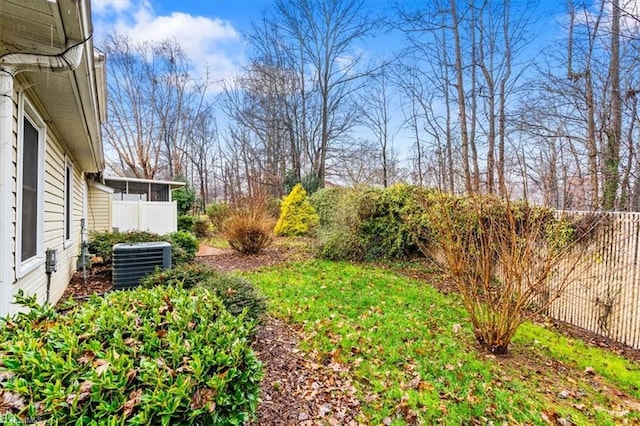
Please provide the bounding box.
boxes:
[274,183,319,237]
[178,214,195,232]
[193,216,210,238]
[141,263,267,322]
[0,288,262,424]
[88,230,160,263]
[205,202,230,232]
[164,231,199,264]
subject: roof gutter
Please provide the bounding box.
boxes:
[0,41,85,74]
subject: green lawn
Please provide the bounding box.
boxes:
[243,260,640,425]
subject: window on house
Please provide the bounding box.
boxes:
[65,160,73,242]
[19,114,42,265]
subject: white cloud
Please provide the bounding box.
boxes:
[572,0,640,35]
[92,0,132,14]
[93,0,246,91]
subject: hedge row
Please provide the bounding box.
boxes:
[310,184,574,261]
[88,230,198,265]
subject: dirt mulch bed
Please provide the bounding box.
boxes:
[250,317,362,425]
[60,264,113,301]
[196,242,313,273]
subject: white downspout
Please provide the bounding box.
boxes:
[0,42,85,316]
[0,70,15,315]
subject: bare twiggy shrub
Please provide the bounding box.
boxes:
[411,193,594,355]
[222,196,275,255]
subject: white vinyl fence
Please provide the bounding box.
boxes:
[547,212,640,349]
[112,200,178,236]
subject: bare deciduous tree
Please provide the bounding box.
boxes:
[101,34,214,180]
[396,0,537,195]
[358,67,397,187]
[411,193,593,354]
[274,0,377,186]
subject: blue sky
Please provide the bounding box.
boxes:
[90,0,639,160]
[90,0,572,86]
[89,0,570,160]
[92,0,277,85]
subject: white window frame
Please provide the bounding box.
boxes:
[63,157,73,248]
[16,96,45,278]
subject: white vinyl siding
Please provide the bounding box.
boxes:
[87,182,113,232]
[12,93,88,308]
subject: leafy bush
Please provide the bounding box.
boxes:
[173,185,196,215]
[178,214,196,232]
[140,262,214,290]
[356,183,426,260]
[88,230,161,263]
[140,263,266,322]
[165,230,199,264]
[193,216,211,238]
[0,288,262,424]
[409,193,589,355]
[274,183,319,237]
[222,206,275,255]
[309,187,344,227]
[206,202,230,232]
[314,188,365,260]
[89,230,198,265]
[313,185,427,260]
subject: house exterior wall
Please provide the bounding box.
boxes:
[5,90,87,313]
[87,181,113,232]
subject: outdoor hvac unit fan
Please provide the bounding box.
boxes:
[112,242,172,289]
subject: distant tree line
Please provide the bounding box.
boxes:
[100,0,640,211]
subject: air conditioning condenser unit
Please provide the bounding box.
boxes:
[112,242,172,289]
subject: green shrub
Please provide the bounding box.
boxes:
[173,185,196,215]
[0,288,262,424]
[274,183,319,237]
[140,262,214,290]
[314,184,428,261]
[314,188,363,260]
[309,187,345,226]
[165,230,199,264]
[88,230,161,263]
[222,207,274,255]
[193,216,210,238]
[141,263,267,322]
[206,202,230,231]
[88,230,197,265]
[178,214,196,232]
[356,183,426,260]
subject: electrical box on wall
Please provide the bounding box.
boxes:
[45,248,57,273]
